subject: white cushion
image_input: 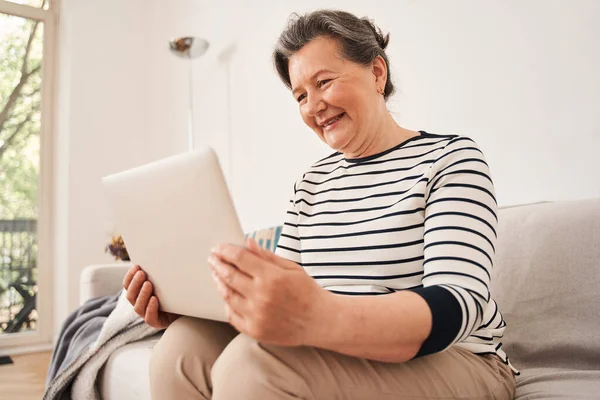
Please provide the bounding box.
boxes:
[98,334,162,400]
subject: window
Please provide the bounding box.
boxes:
[4,0,49,10]
[0,0,56,350]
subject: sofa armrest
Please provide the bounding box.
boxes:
[80,263,132,305]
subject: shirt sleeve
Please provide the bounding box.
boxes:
[274,182,302,265]
[410,136,498,357]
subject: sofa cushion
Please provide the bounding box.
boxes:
[492,199,600,371]
[515,367,600,399]
[98,334,162,400]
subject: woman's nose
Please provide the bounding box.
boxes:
[306,94,326,117]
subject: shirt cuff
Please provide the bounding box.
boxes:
[409,285,462,357]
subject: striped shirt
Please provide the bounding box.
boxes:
[275,131,517,373]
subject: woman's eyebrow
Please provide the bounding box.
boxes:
[292,69,334,96]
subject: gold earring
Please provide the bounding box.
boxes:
[379,87,385,95]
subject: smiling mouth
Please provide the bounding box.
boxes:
[321,113,345,128]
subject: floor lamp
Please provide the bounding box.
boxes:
[168,36,209,151]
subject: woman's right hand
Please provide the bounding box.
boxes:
[123,265,180,329]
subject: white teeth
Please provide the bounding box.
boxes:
[324,113,343,126]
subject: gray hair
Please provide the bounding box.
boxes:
[273,10,395,100]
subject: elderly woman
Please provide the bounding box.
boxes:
[123,9,517,400]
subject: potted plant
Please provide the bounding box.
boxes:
[105,234,130,261]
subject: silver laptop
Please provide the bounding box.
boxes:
[102,147,245,321]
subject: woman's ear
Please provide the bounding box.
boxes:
[371,55,388,90]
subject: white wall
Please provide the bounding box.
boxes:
[54,0,600,332]
[212,0,600,231]
[54,0,252,331]
[54,0,209,330]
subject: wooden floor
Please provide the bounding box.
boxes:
[0,351,51,400]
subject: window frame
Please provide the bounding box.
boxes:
[0,0,58,353]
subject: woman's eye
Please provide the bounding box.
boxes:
[296,93,306,102]
[317,79,331,88]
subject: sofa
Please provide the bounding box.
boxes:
[79,198,600,399]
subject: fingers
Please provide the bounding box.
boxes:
[125,270,146,305]
[224,303,246,333]
[133,281,153,317]
[246,238,302,270]
[123,264,140,289]
[246,237,281,264]
[208,254,252,296]
[211,243,265,277]
[145,296,166,329]
[124,266,156,324]
[212,270,241,300]
[214,273,249,319]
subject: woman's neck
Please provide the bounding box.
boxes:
[343,114,419,160]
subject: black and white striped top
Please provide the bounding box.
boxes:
[275,131,517,373]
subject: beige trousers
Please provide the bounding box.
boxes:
[149,317,515,400]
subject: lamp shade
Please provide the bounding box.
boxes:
[168,37,209,59]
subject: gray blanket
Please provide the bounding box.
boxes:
[44,290,158,400]
[46,292,120,387]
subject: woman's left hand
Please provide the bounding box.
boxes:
[208,238,327,347]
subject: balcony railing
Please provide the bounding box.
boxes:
[0,219,38,334]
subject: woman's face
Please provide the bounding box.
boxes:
[288,36,386,153]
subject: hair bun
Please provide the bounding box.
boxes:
[361,18,389,50]
[377,33,390,50]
